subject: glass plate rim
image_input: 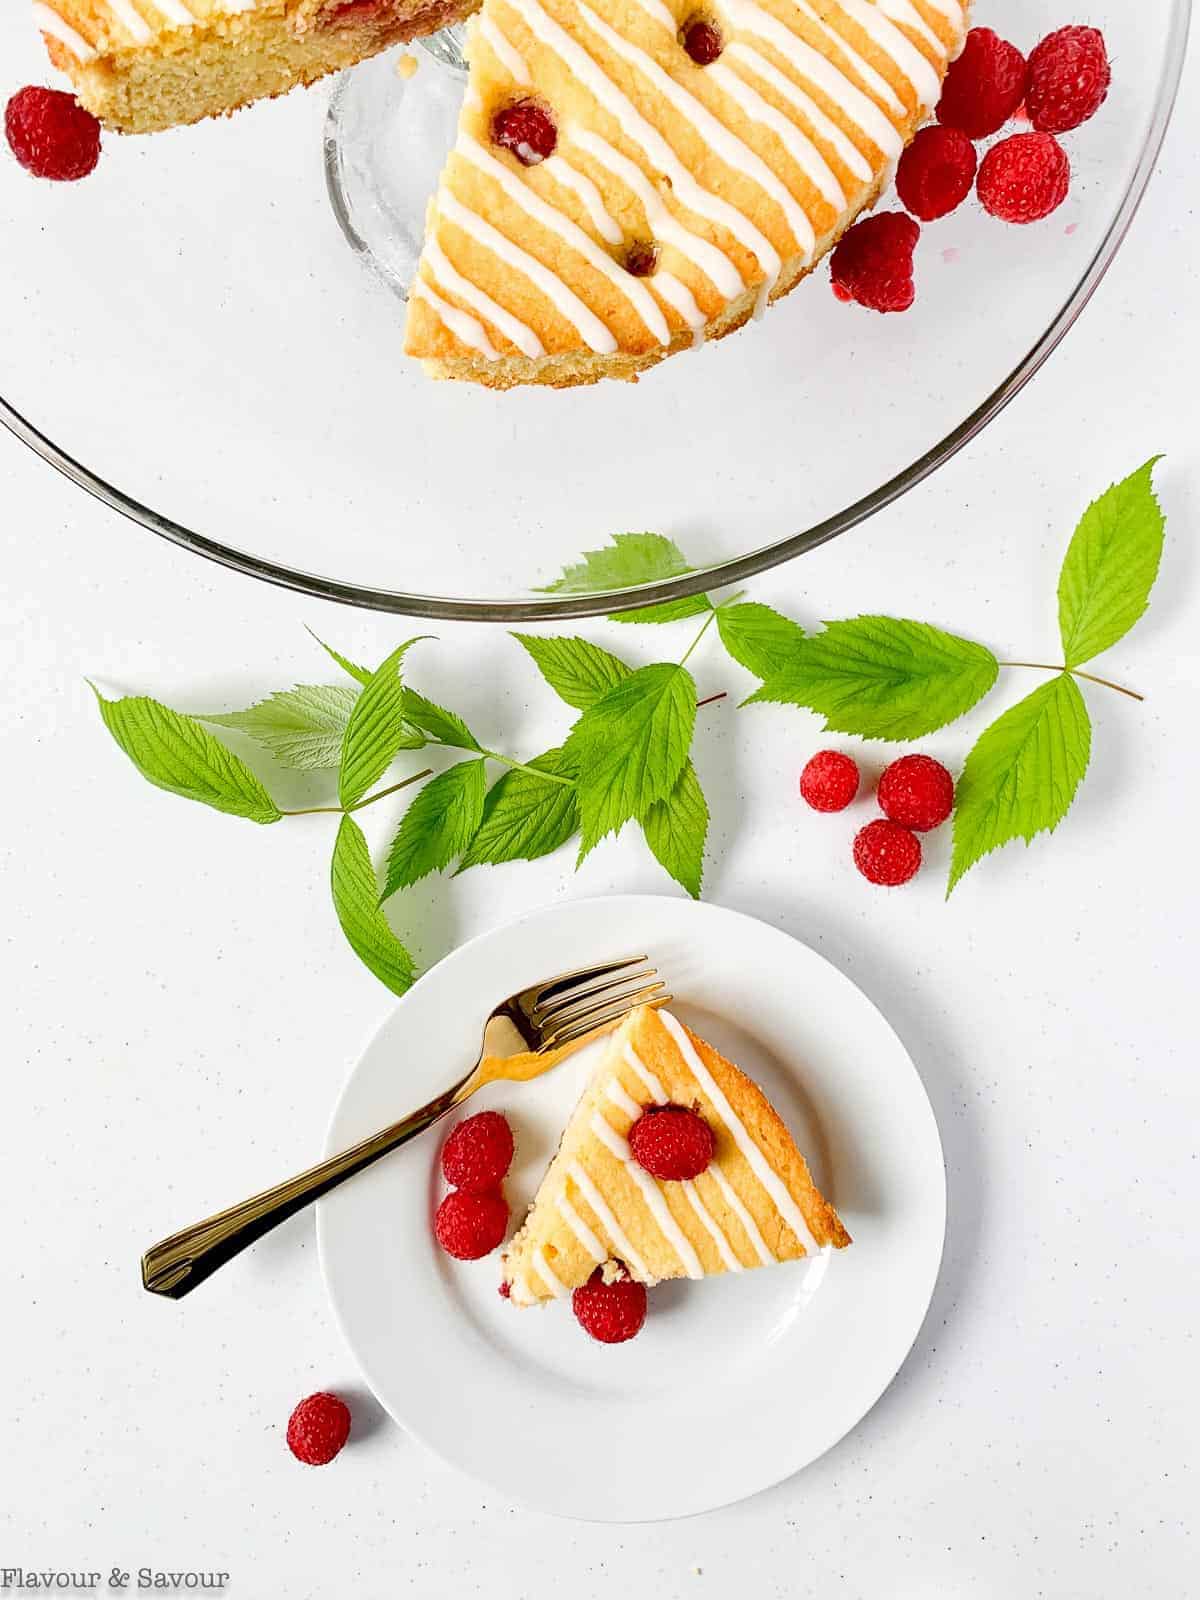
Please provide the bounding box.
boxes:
[1,0,1190,623]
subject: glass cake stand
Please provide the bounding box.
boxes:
[0,0,1190,619]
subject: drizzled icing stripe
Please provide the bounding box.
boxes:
[590,1113,705,1279]
[567,1159,651,1281]
[437,186,617,353]
[476,9,533,81]
[834,0,941,107]
[913,0,963,21]
[504,0,779,289]
[455,133,670,345]
[635,0,676,30]
[793,0,905,115]
[410,278,500,360]
[555,1191,607,1262]
[682,1178,743,1272]
[709,1161,774,1266]
[708,61,846,213]
[544,154,623,246]
[570,127,743,303]
[875,0,947,58]
[726,43,872,185]
[106,0,153,43]
[657,1010,821,1255]
[623,1043,667,1104]
[150,0,199,26]
[605,1079,645,1122]
[578,1,813,262]
[32,2,95,59]
[533,1246,570,1298]
[424,236,545,358]
[654,272,706,348]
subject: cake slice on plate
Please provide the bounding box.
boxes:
[404,0,970,385]
[31,0,479,133]
[502,1004,850,1304]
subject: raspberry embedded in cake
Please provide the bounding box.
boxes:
[491,99,557,166]
[624,242,659,279]
[681,19,723,66]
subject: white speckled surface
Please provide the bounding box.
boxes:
[2,54,1198,1600]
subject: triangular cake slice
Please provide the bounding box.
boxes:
[502,1005,850,1304]
[404,0,970,386]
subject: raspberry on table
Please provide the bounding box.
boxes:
[629,1105,715,1181]
[434,1188,509,1260]
[800,750,861,813]
[896,125,977,222]
[830,213,921,314]
[853,819,922,887]
[286,1392,352,1466]
[936,28,1027,140]
[572,1265,648,1344]
[877,754,955,832]
[5,86,101,182]
[977,131,1070,224]
[491,99,557,165]
[440,1111,514,1193]
[1026,26,1111,134]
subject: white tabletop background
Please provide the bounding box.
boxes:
[2,42,1197,1600]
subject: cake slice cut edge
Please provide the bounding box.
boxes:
[502,1004,850,1306]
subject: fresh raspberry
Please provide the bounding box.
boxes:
[853,819,922,887]
[491,100,556,165]
[800,750,861,813]
[877,754,955,832]
[977,131,1070,224]
[286,1392,351,1466]
[625,241,659,277]
[5,87,100,182]
[1026,26,1111,134]
[896,125,977,222]
[440,1111,514,1193]
[682,19,723,66]
[434,1189,509,1260]
[936,28,1027,140]
[831,213,920,313]
[572,1266,648,1344]
[629,1104,715,1181]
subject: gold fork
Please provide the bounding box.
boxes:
[141,955,667,1300]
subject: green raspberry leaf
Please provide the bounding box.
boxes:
[381,759,489,899]
[747,616,999,740]
[610,595,713,624]
[338,639,427,808]
[567,663,697,857]
[715,601,806,678]
[91,687,281,823]
[641,761,708,898]
[512,634,631,711]
[538,531,695,596]
[402,690,481,752]
[203,684,359,771]
[1058,457,1166,669]
[948,674,1092,896]
[330,815,415,996]
[306,628,372,686]
[458,748,579,869]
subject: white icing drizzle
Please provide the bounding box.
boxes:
[569,126,744,302]
[437,186,618,354]
[456,133,670,345]
[544,153,623,246]
[590,1113,705,1280]
[623,1043,667,1104]
[105,0,153,44]
[634,0,676,31]
[221,0,257,11]
[505,0,778,290]
[424,236,545,358]
[567,1159,652,1282]
[792,0,905,116]
[709,1161,775,1266]
[657,1010,821,1256]
[476,10,532,82]
[654,272,707,348]
[410,278,500,360]
[532,1246,570,1298]
[726,43,872,185]
[578,1,811,264]
[555,1190,606,1262]
[834,0,941,107]
[682,1178,743,1272]
[31,2,95,60]
[605,1079,645,1123]
[916,0,963,21]
[875,0,947,58]
[708,60,846,213]
[149,0,198,26]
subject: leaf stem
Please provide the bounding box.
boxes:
[696,691,728,709]
[480,748,574,787]
[1000,662,1145,703]
[680,609,718,666]
[281,769,434,817]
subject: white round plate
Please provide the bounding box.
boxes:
[318,895,945,1520]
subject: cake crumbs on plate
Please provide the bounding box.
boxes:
[395,52,419,81]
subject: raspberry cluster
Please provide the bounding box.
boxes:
[799,751,957,888]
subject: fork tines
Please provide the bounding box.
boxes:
[534,958,667,1051]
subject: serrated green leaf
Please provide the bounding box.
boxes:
[401,690,482,752]
[715,601,806,678]
[538,532,694,595]
[1058,457,1165,669]
[610,595,713,624]
[747,617,998,740]
[338,640,425,808]
[948,674,1091,896]
[458,748,579,869]
[512,634,631,711]
[381,759,489,899]
[203,684,359,770]
[641,761,708,898]
[91,688,281,823]
[306,628,372,686]
[567,663,697,857]
[330,815,415,996]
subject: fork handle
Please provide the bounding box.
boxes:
[141,1072,476,1300]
